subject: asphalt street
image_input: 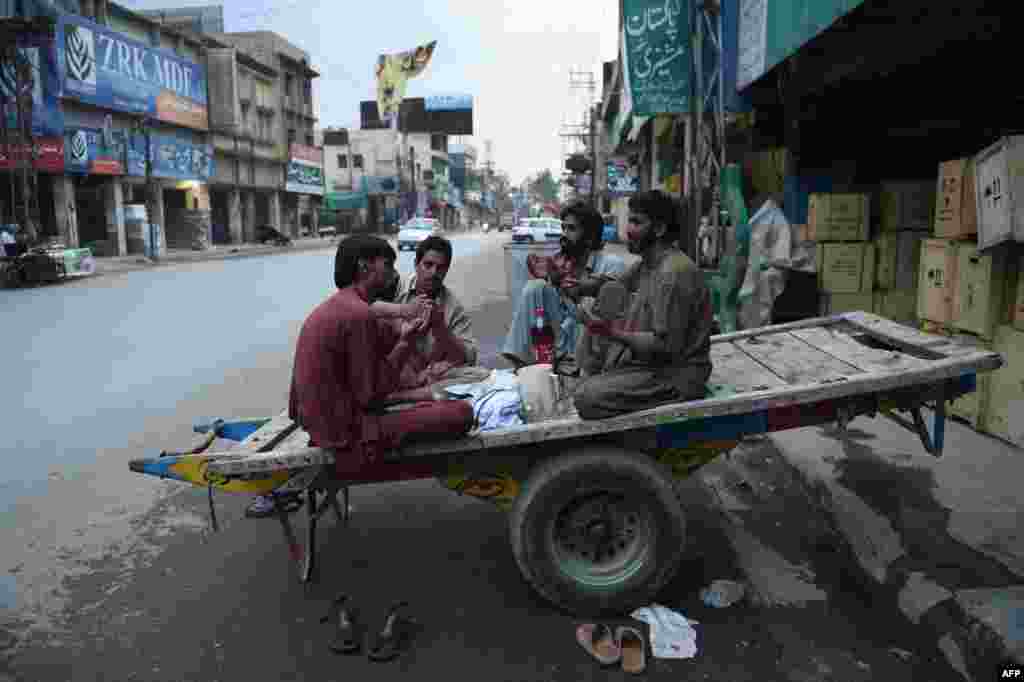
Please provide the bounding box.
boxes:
[1,231,968,681]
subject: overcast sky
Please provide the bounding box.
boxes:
[120,0,619,186]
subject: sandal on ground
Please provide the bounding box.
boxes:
[320,593,360,654]
[367,601,417,662]
[244,492,302,518]
[576,623,622,665]
[616,626,646,674]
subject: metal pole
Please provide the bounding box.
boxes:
[590,103,597,205]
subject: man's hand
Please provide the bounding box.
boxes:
[400,314,430,340]
[418,295,445,331]
[395,298,431,319]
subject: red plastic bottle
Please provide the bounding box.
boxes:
[529,305,555,363]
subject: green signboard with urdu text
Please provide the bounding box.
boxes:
[622,0,691,116]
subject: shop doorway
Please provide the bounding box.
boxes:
[74,175,108,247]
[211,189,230,245]
[162,188,189,248]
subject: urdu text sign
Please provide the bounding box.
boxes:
[623,0,690,116]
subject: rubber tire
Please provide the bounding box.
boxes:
[509,446,686,617]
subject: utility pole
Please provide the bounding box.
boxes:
[562,68,597,207]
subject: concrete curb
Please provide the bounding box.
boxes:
[95,238,340,276]
[768,431,1023,681]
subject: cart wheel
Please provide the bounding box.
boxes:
[509,446,685,617]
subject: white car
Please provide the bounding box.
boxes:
[397,218,441,251]
[511,217,563,243]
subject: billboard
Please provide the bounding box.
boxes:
[286,143,324,195]
[375,40,436,120]
[57,14,210,130]
[0,32,64,138]
[65,127,126,175]
[149,132,214,180]
[399,97,473,136]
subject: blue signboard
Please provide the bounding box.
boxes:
[126,133,147,176]
[149,132,214,180]
[1,32,63,137]
[361,176,398,195]
[64,127,127,175]
[425,94,472,112]
[57,14,210,131]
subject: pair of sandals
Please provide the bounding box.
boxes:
[576,623,647,673]
[321,595,419,662]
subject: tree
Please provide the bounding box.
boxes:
[529,169,560,204]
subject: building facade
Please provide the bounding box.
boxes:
[210,31,321,239]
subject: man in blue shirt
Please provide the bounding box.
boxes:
[501,200,626,369]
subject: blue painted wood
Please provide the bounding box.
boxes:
[655,411,768,449]
[193,418,271,442]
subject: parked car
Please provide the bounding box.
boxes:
[512,217,563,243]
[256,225,292,246]
[397,218,441,251]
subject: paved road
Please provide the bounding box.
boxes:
[1,232,965,681]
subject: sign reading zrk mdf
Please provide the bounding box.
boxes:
[57,15,209,131]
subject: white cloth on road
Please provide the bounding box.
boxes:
[630,604,699,659]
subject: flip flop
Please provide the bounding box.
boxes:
[367,601,417,662]
[616,626,646,674]
[320,594,360,655]
[576,623,622,666]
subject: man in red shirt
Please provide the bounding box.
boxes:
[247,235,474,517]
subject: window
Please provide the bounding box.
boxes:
[305,135,314,146]
[353,154,364,170]
[285,74,294,97]
[430,134,446,152]
[287,129,297,146]
[303,79,312,105]
[337,154,348,169]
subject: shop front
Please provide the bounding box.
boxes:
[285,144,325,238]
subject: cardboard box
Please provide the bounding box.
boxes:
[807,193,871,242]
[880,181,936,231]
[952,242,1013,339]
[875,289,917,325]
[821,292,875,316]
[817,243,875,293]
[875,231,928,290]
[934,158,978,239]
[1014,253,1024,331]
[917,239,958,324]
[981,325,1024,447]
[948,333,993,428]
[973,136,1024,251]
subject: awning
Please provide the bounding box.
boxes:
[324,190,368,210]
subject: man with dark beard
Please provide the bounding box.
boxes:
[571,191,714,420]
[500,200,626,369]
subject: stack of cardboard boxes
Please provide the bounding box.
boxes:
[793,146,1022,447]
[807,193,875,315]
[916,152,1022,446]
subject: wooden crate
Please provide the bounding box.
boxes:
[935,157,978,239]
[952,242,1015,340]
[880,181,935,232]
[947,333,993,428]
[917,239,959,324]
[817,242,875,293]
[981,325,1024,447]
[807,193,871,242]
